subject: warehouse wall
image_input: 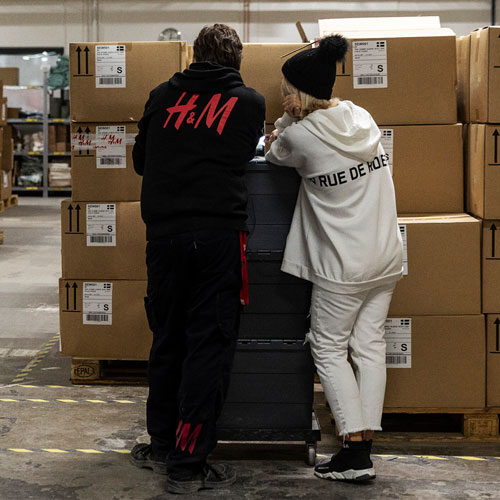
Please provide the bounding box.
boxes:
[0,0,492,49]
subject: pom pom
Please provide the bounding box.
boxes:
[318,34,349,61]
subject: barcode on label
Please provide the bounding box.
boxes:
[98,77,123,85]
[99,157,123,166]
[85,314,109,322]
[89,235,113,243]
[357,76,384,85]
[386,355,409,365]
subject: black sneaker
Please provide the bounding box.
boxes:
[314,440,375,482]
[167,463,236,494]
[129,443,168,475]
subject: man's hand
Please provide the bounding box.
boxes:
[283,94,301,118]
[267,129,279,144]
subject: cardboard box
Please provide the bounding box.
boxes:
[0,98,7,127]
[482,220,500,313]
[318,29,457,125]
[0,67,19,86]
[468,124,500,219]
[69,42,188,122]
[486,314,500,407]
[1,129,13,172]
[48,125,56,153]
[457,35,471,123]
[7,107,20,119]
[470,27,500,123]
[381,124,463,213]
[385,315,485,408]
[61,200,146,279]
[59,278,151,359]
[71,123,141,202]
[0,169,12,201]
[390,214,481,316]
[240,44,310,124]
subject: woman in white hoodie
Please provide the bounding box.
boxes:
[266,35,404,482]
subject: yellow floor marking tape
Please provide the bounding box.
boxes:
[414,455,449,460]
[75,449,104,454]
[113,400,135,404]
[455,456,488,461]
[112,449,131,454]
[85,400,107,404]
[8,449,33,453]
[316,454,328,458]
[0,398,19,402]
[18,385,37,388]
[47,385,65,388]
[57,399,78,403]
[42,449,69,453]
[26,399,49,403]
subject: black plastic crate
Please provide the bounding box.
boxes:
[239,314,308,340]
[220,339,314,430]
[246,160,300,196]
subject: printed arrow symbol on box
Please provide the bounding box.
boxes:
[84,46,89,74]
[68,204,73,232]
[490,223,497,258]
[77,127,83,155]
[65,282,70,310]
[85,127,91,155]
[495,318,500,352]
[493,129,499,164]
[72,283,78,311]
[75,205,81,233]
[76,46,82,75]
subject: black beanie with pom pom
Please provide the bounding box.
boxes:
[281,35,349,100]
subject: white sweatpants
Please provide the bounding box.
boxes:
[307,282,396,437]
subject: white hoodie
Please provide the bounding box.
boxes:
[265,100,404,294]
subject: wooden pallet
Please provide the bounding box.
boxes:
[0,231,3,245]
[328,409,500,441]
[71,358,148,385]
[0,200,4,214]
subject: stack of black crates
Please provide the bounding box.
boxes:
[218,159,319,460]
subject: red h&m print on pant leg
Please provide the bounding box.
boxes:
[164,92,238,135]
[175,420,203,454]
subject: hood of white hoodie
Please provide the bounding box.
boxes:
[299,100,381,163]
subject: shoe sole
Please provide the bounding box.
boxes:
[129,455,168,475]
[315,468,376,482]
[167,475,237,494]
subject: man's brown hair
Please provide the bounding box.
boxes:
[193,24,243,70]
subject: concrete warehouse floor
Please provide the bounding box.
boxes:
[1,197,500,500]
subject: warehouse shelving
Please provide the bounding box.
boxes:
[7,79,71,197]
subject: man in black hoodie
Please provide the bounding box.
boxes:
[130,24,265,494]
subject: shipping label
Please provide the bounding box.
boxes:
[399,224,408,275]
[95,45,126,88]
[86,203,116,246]
[2,171,8,188]
[380,129,394,171]
[83,282,112,325]
[96,126,126,168]
[352,40,388,89]
[385,318,411,368]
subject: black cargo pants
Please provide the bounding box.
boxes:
[144,229,241,470]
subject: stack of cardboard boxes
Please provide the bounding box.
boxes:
[62,27,489,413]
[0,86,14,204]
[458,26,500,410]
[241,26,484,410]
[60,42,187,364]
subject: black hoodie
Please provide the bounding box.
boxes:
[133,62,265,240]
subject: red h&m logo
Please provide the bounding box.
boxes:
[175,420,203,454]
[164,92,238,135]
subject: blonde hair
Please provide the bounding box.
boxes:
[281,78,338,119]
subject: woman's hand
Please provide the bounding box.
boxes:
[267,129,279,144]
[283,94,301,118]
